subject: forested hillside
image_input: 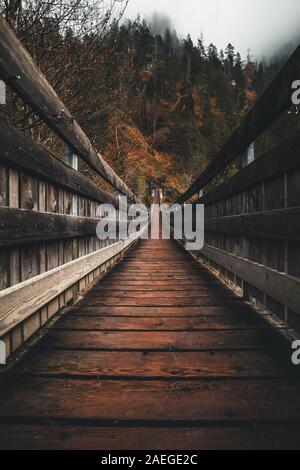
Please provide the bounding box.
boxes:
[1,1,298,202]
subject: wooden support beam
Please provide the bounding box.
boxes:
[0,207,133,246]
[0,236,137,337]
[0,207,99,245]
[200,245,300,314]
[205,207,300,241]
[195,133,300,207]
[0,118,118,207]
[178,45,300,203]
[0,17,136,201]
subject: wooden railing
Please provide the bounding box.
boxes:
[0,19,140,360]
[178,45,300,331]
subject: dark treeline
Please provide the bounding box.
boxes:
[1,2,297,200]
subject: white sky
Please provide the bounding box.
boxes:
[125,0,300,58]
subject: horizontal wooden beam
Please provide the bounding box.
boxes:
[200,245,300,314]
[0,236,137,337]
[205,207,300,241]
[0,119,118,207]
[195,133,300,207]
[0,207,136,246]
[178,45,300,203]
[0,207,99,245]
[0,17,136,201]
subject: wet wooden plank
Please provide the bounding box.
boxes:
[14,349,294,379]
[53,315,269,331]
[95,283,224,290]
[81,297,240,307]
[1,424,300,450]
[1,235,298,451]
[36,329,288,351]
[1,378,300,422]
[85,288,236,298]
[69,305,258,317]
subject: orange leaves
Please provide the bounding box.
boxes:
[246,89,257,101]
[209,97,222,117]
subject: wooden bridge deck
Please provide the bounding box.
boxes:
[1,238,300,449]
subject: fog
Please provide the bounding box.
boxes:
[125,0,300,58]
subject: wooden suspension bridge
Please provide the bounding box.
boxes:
[0,17,300,449]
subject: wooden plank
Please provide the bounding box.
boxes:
[1,424,300,450]
[0,208,128,246]
[46,184,59,213]
[81,297,239,307]
[1,377,300,422]
[20,173,38,210]
[1,236,299,452]
[201,245,300,314]
[288,168,300,207]
[8,168,19,208]
[52,315,269,331]
[178,44,300,202]
[8,168,20,286]
[20,245,39,281]
[0,164,7,206]
[95,283,223,289]
[85,291,236,299]
[0,119,118,207]
[205,208,300,241]
[0,18,136,201]
[13,350,294,379]
[46,242,59,271]
[0,237,137,336]
[0,207,102,246]
[69,305,256,317]
[0,247,9,291]
[36,329,288,351]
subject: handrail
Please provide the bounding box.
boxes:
[0,17,137,202]
[0,117,119,207]
[193,130,300,207]
[177,43,300,203]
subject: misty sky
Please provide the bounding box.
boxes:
[125,0,300,58]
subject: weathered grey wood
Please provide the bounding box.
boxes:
[0,164,7,206]
[0,118,118,207]
[0,17,136,201]
[46,184,59,214]
[0,207,129,246]
[0,236,137,336]
[205,208,300,241]
[201,245,300,314]
[8,168,20,286]
[194,133,300,208]
[20,245,39,281]
[178,45,300,203]
[20,173,38,211]
[0,248,9,291]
